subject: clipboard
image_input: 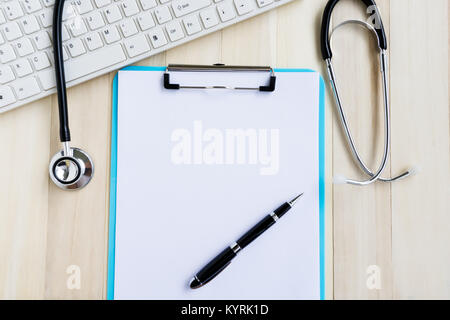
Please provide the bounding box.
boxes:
[107,65,326,300]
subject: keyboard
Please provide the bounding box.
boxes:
[0,0,294,113]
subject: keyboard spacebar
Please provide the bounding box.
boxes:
[38,44,126,90]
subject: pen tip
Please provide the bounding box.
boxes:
[190,277,202,289]
[288,193,304,207]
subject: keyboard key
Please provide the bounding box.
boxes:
[63,2,77,20]
[165,20,184,42]
[119,19,138,38]
[0,86,17,108]
[3,22,23,41]
[72,0,94,14]
[0,65,15,84]
[147,27,167,48]
[38,44,126,89]
[136,11,155,31]
[38,70,55,90]
[124,34,150,57]
[30,51,51,70]
[62,47,69,61]
[67,18,88,37]
[121,0,140,17]
[102,25,121,43]
[200,8,218,28]
[12,77,42,100]
[172,0,211,18]
[95,0,112,7]
[234,0,255,15]
[33,31,52,50]
[62,25,71,41]
[42,0,56,7]
[154,6,172,24]
[19,15,40,34]
[0,44,16,63]
[22,0,43,13]
[183,15,201,35]
[104,5,122,23]
[48,47,69,63]
[139,0,157,10]
[4,1,24,20]
[85,32,103,50]
[15,37,35,56]
[66,38,86,57]
[256,0,273,7]
[86,11,105,30]
[217,1,236,22]
[0,33,4,45]
[0,9,6,24]
[38,8,53,28]
[13,58,33,77]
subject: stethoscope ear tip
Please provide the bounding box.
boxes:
[333,166,419,187]
[407,166,421,176]
[333,175,348,185]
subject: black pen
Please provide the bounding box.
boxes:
[189,193,304,289]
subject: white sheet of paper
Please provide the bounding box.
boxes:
[112,69,323,300]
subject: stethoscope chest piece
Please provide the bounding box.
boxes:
[49,147,94,190]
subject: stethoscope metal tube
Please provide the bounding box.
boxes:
[49,0,94,190]
[321,0,414,186]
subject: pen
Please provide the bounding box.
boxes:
[189,193,304,289]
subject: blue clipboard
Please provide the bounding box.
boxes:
[107,66,326,300]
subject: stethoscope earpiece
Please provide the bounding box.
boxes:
[321,0,413,186]
[49,143,94,190]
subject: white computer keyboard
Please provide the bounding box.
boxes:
[0,0,294,113]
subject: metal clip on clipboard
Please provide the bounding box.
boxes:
[163,64,277,92]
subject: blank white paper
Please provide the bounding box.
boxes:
[113,69,322,300]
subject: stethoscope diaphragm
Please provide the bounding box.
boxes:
[49,147,94,190]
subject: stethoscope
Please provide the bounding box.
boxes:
[320,0,414,186]
[49,0,94,190]
[48,0,413,190]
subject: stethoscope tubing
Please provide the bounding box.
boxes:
[321,0,412,186]
[53,0,71,143]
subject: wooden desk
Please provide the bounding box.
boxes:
[0,0,448,299]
